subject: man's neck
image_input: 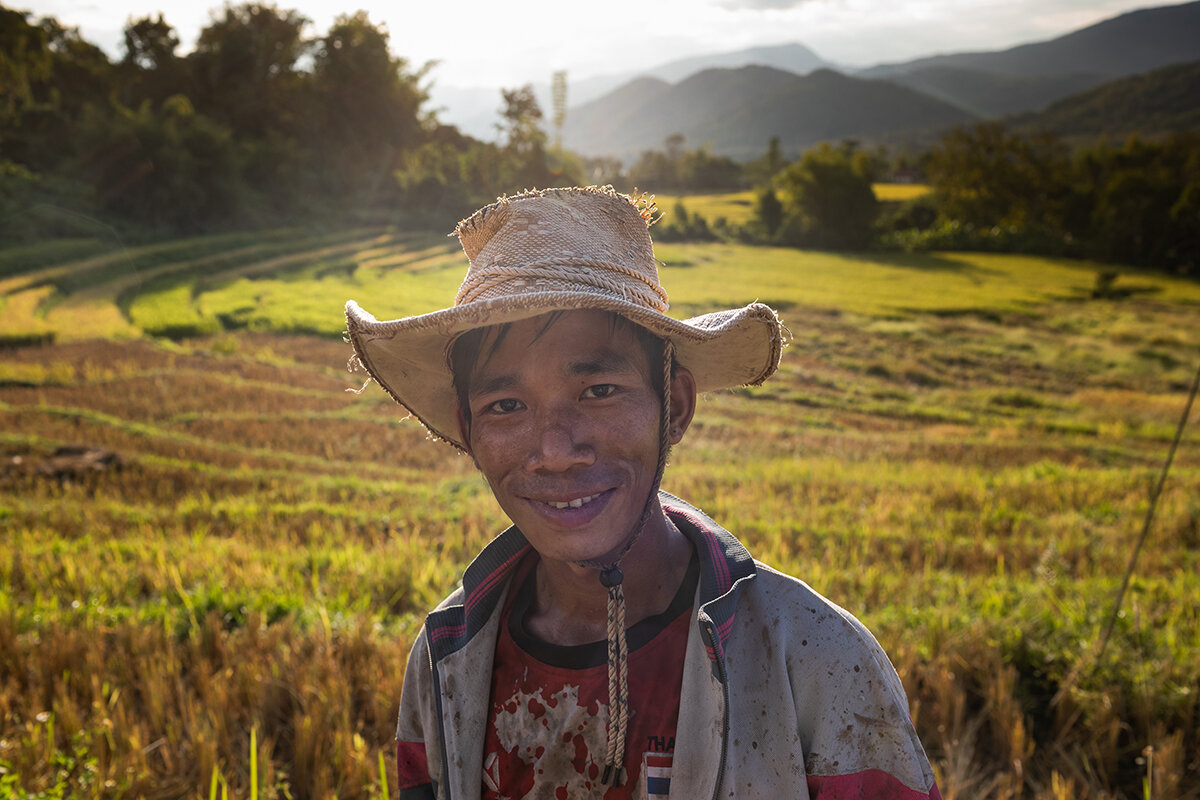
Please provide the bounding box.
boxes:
[524,504,693,647]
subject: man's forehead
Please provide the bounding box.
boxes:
[473,311,641,363]
[471,310,639,354]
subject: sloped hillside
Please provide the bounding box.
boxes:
[563,66,973,160]
[1010,59,1200,137]
[861,0,1200,115]
[865,0,1200,80]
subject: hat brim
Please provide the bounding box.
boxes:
[345,291,784,451]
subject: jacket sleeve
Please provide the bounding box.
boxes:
[396,627,439,800]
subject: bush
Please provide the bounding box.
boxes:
[882,219,1076,256]
[654,201,719,242]
[774,143,879,250]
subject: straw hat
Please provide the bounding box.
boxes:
[344,186,785,451]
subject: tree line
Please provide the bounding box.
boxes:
[2,2,1197,275]
[656,128,1198,276]
[0,2,571,239]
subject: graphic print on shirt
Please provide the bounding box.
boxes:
[483,682,611,797]
[481,550,696,799]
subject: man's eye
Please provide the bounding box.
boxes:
[486,398,523,414]
[583,384,618,399]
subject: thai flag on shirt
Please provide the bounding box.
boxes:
[643,753,673,799]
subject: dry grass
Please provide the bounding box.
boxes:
[1,232,1198,798]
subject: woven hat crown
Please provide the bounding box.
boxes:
[453,187,668,312]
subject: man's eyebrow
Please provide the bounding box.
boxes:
[470,374,517,398]
[568,349,637,377]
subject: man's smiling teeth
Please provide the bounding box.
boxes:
[546,493,601,510]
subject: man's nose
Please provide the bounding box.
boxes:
[525,416,595,472]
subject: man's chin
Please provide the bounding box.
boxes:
[518,522,643,569]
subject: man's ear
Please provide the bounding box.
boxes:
[667,366,697,445]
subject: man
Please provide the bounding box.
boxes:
[345,186,941,799]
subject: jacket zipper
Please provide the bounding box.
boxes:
[704,620,730,800]
[428,624,453,799]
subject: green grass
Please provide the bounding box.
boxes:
[874,182,933,202]
[654,191,757,225]
[8,229,1199,342]
[655,243,1200,318]
[0,231,1198,798]
[654,185,932,227]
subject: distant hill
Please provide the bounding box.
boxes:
[428,42,834,141]
[865,1,1200,79]
[431,1,1200,148]
[878,67,1101,117]
[1009,59,1200,138]
[648,42,831,83]
[562,66,975,161]
[863,1,1200,115]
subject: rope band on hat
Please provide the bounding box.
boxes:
[455,258,670,312]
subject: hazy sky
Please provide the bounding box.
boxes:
[23,0,1167,88]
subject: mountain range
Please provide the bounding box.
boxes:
[1008,59,1200,140]
[862,0,1200,117]
[561,67,975,161]
[428,42,833,142]
[568,1,1200,160]
[431,1,1200,160]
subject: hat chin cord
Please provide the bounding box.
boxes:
[575,339,674,788]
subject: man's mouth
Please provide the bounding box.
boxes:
[544,492,603,510]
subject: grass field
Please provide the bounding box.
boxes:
[1,228,1198,799]
[655,184,932,226]
[874,182,934,202]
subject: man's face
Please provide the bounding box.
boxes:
[460,310,671,567]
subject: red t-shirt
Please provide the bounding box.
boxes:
[482,552,697,800]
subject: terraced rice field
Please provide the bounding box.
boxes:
[1,229,1198,798]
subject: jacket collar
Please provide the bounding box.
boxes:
[660,491,757,665]
[424,491,757,665]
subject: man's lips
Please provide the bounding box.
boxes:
[521,487,617,524]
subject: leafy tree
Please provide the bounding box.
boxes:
[38,18,115,116]
[627,146,677,190]
[185,3,313,212]
[774,142,878,249]
[1081,134,1200,270]
[119,14,183,108]
[95,95,246,231]
[744,136,788,187]
[191,3,310,137]
[754,187,784,239]
[1169,180,1200,272]
[498,85,546,157]
[1091,169,1170,265]
[496,85,564,189]
[308,11,426,200]
[0,6,52,121]
[678,146,741,191]
[122,14,178,71]
[627,134,743,192]
[0,14,114,177]
[654,200,716,242]
[926,122,1071,230]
